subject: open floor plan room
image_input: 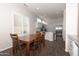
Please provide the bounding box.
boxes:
[0,3,79,56]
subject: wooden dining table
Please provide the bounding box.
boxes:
[19,34,36,55]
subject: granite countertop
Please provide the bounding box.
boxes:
[68,35,79,47]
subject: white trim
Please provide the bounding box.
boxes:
[0,45,12,52]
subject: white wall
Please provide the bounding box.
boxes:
[78,5,79,39]
[46,17,63,32]
[29,14,37,34]
[0,3,37,52]
[65,3,78,55]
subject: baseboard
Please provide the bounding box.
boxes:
[0,46,12,52]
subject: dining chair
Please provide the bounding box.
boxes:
[35,32,43,54]
[40,32,45,46]
[29,32,41,55]
[10,34,26,56]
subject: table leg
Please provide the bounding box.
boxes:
[26,42,30,55]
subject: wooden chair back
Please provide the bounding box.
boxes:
[10,34,19,46]
[41,32,45,38]
[10,34,20,55]
[40,32,45,46]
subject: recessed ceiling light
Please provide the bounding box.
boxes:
[36,8,39,10]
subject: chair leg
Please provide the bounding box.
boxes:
[13,48,17,56]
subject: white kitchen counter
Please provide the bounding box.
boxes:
[45,32,53,41]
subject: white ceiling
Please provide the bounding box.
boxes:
[26,3,65,19]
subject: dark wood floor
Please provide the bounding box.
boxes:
[0,37,70,56]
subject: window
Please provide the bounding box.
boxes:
[14,13,29,36]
